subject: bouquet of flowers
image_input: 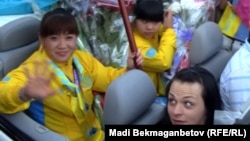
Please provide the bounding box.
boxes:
[168,0,216,29]
[164,0,216,79]
[164,14,192,79]
[60,0,135,68]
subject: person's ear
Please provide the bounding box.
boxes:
[38,34,43,43]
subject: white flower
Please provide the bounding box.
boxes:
[180,0,205,10]
[167,1,182,14]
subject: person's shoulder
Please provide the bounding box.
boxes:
[220,48,250,80]
[228,46,249,64]
[21,49,41,64]
[221,58,250,83]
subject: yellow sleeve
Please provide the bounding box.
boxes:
[135,28,176,72]
[0,67,30,114]
[78,51,126,92]
[0,50,41,113]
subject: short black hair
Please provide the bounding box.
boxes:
[40,8,79,37]
[165,66,223,125]
[133,0,164,22]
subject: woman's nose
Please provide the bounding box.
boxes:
[58,38,67,48]
[173,104,183,115]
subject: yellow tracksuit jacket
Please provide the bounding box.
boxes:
[133,26,176,95]
[0,48,126,141]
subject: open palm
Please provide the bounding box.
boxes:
[22,60,57,101]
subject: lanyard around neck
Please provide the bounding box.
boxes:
[73,64,81,88]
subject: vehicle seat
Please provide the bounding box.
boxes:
[189,21,233,82]
[0,16,40,79]
[103,69,166,125]
[0,16,69,141]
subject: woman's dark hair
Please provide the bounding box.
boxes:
[165,66,222,125]
[40,8,79,37]
[133,0,164,22]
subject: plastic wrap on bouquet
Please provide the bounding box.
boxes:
[60,0,93,51]
[29,0,58,19]
[163,15,191,80]
[62,0,135,68]
[168,0,216,29]
[93,93,104,130]
[164,0,215,80]
[180,0,215,28]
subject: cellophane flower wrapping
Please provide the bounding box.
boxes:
[164,0,216,80]
[93,92,104,130]
[163,14,192,80]
[178,0,215,29]
[60,0,135,69]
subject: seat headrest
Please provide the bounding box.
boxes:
[189,21,223,65]
[0,16,40,52]
[103,69,156,124]
[200,49,233,81]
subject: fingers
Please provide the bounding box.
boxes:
[163,10,173,29]
[41,60,50,76]
[24,59,54,88]
[130,49,143,68]
[27,59,51,82]
[45,71,56,84]
[164,10,173,17]
[128,51,134,59]
[32,86,58,100]
[49,89,59,96]
[22,59,58,100]
[135,49,143,67]
[33,59,49,76]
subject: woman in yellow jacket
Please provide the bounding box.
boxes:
[132,0,177,95]
[0,8,143,141]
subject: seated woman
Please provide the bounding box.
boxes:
[0,8,143,141]
[159,66,223,125]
